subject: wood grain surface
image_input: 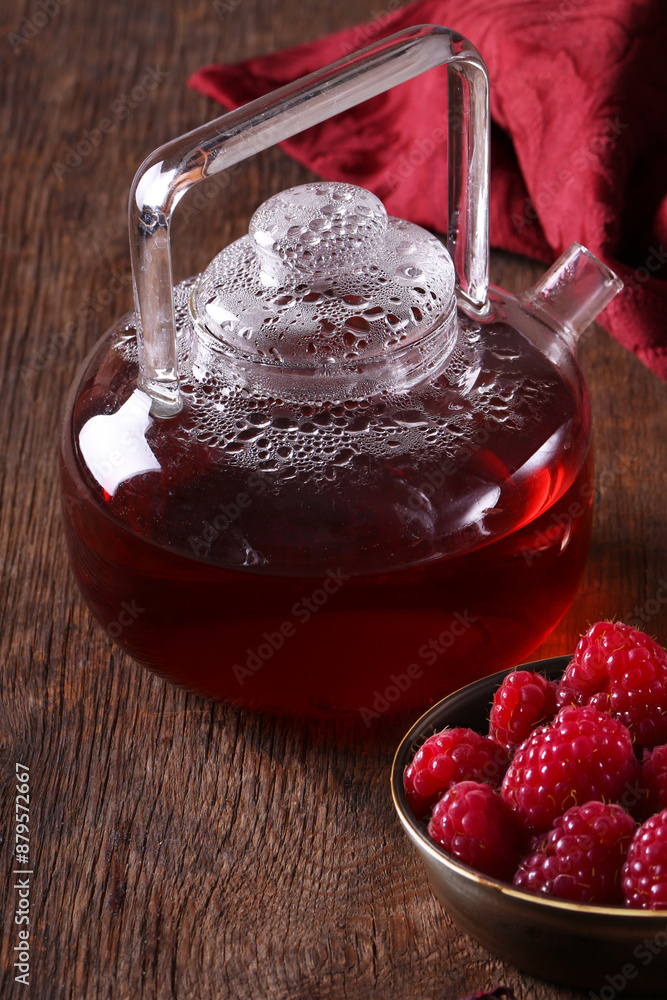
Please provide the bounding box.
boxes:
[1,2,666,999]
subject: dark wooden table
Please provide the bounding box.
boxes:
[1,2,666,998]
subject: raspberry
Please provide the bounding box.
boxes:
[428,781,522,880]
[404,727,507,820]
[622,809,667,909]
[489,670,558,751]
[559,621,667,746]
[555,681,585,710]
[562,620,631,698]
[501,705,639,832]
[513,801,635,904]
[556,687,612,715]
[587,690,612,714]
[608,644,667,747]
[638,744,667,818]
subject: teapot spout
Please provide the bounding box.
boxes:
[522,244,623,350]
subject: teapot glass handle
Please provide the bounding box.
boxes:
[130,24,489,415]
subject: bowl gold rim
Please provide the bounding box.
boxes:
[391,654,667,921]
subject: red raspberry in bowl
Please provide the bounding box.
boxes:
[489,670,558,751]
[404,727,507,820]
[559,621,667,746]
[637,745,667,819]
[501,705,639,833]
[561,620,631,699]
[555,680,586,710]
[428,780,522,880]
[622,808,667,909]
[513,801,635,904]
[587,690,612,714]
[608,645,667,747]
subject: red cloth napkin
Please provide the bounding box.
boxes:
[189,0,667,380]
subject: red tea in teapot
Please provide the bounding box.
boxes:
[61,302,593,716]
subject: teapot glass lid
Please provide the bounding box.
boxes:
[189,182,458,384]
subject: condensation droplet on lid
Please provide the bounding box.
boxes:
[300,231,321,247]
[236,428,264,441]
[348,416,371,432]
[272,416,297,430]
[394,263,424,283]
[394,409,428,426]
[333,448,356,465]
[491,348,522,361]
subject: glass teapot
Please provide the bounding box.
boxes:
[60,25,622,716]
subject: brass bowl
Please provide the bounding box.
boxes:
[391,656,667,995]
